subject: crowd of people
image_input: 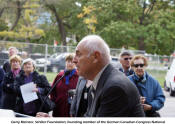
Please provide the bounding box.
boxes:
[0,35,165,117]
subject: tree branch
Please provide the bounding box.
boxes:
[145,0,156,16]
[0,8,5,17]
[9,0,22,31]
[45,3,67,45]
[139,1,146,25]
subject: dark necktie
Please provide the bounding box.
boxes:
[86,86,95,117]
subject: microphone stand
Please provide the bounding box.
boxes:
[39,71,70,112]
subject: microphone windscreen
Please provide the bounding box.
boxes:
[64,70,71,76]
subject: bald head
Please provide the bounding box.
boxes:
[8,47,18,57]
[74,35,111,80]
[78,35,111,64]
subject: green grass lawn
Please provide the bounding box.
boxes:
[147,69,166,87]
[39,72,57,84]
[40,69,167,87]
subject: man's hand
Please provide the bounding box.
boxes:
[36,112,51,117]
[142,104,152,111]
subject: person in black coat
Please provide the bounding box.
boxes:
[3,47,18,73]
[2,55,22,110]
[73,35,145,117]
[0,67,5,108]
[13,58,52,116]
[0,67,4,84]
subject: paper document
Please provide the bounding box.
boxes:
[20,82,38,104]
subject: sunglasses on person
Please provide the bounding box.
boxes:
[133,64,145,68]
[123,57,132,61]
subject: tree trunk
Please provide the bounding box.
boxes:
[9,1,22,31]
[137,1,146,50]
[47,5,67,46]
[55,12,67,46]
[137,0,156,51]
[0,8,5,17]
[3,0,22,41]
[49,6,66,45]
[138,37,145,50]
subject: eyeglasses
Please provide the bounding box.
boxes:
[133,64,145,68]
[123,57,132,61]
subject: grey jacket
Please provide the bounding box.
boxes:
[70,77,87,116]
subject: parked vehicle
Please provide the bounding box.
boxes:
[111,56,121,68]
[35,54,120,73]
[35,53,69,73]
[0,51,9,67]
[35,58,50,71]
[47,53,69,73]
[164,59,175,96]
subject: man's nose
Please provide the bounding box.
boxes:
[73,57,77,64]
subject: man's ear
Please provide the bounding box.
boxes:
[93,51,100,63]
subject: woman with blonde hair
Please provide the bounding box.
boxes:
[2,55,22,110]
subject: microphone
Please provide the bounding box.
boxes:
[64,70,71,76]
[39,70,71,112]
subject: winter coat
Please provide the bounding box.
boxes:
[0,67,5,108]
[3,60,11,73]
[128,72,165,112]
[1,70,22,110]
[13,70,51,116]
[50,70,78,117]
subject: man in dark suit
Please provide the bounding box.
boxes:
[73,35,145,117]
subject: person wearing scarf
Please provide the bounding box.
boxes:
[13,58,51,116]
[50,53,78,117]
[128,54,165,117]
[1,55,22,110]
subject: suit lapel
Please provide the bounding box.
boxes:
[79,79,86,95]
[90,64,114,116]
[76,78,87,116]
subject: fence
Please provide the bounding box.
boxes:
[0,40,174,82]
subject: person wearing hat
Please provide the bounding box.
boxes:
[119,51,134,76]
[13,58,52,116]
[1,55,22,110]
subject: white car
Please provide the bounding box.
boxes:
[164,59,175,96]
[35,58,50,71]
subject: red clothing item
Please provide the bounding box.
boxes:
[50,70,78,117]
